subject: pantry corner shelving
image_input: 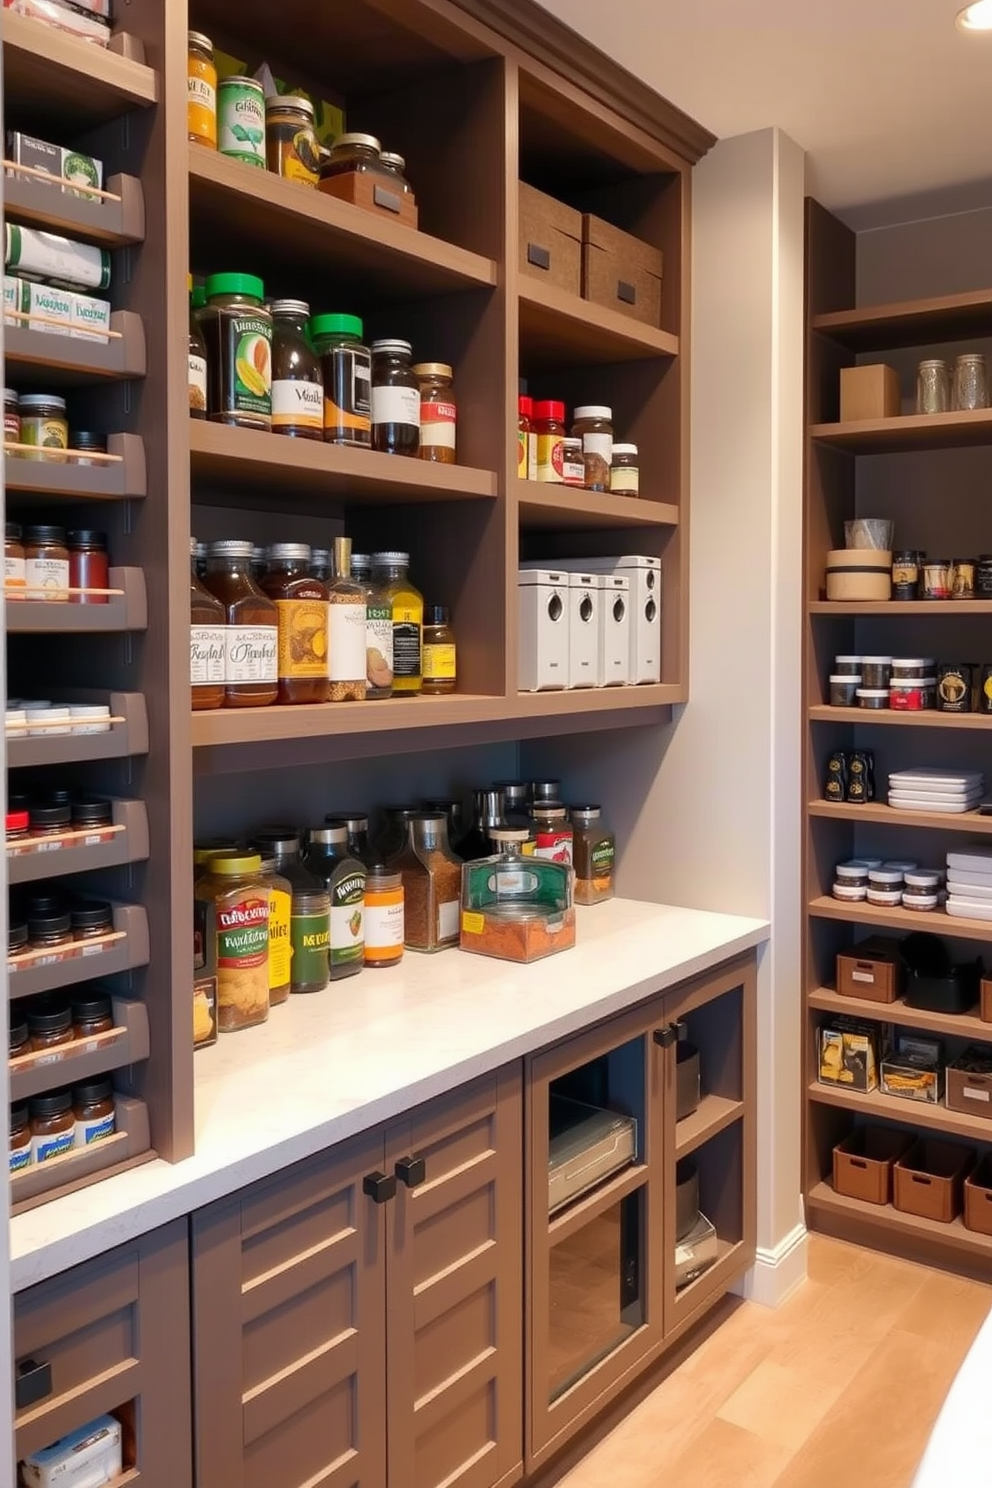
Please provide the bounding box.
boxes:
[7,797,149,885]
[515,480,679,531]
[518,276,680,367]
[6,692,148,769]
[810,406,992,454]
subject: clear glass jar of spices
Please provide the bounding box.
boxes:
[917,359,950,415]
[953,353,988,411]
[610,443,639,496]
[571,405,613,491]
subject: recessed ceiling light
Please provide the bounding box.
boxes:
[957,1,992,31]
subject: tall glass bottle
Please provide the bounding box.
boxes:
[327,536,368,702]
[259,542,329,705]
[352,552,393,699]
[303,824,366,980]
[324,812,376,867]
[456,788,504,860]
[270,299,323,440]
[373,551,423,696]
[190,537,226,711]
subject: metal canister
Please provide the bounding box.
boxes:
[953,353,988,412]
[218,76,266,168]
[951,557,976,600]
[937,662,974,713]
[892,549,922,600]
[917,359,950,415]
[265,94,320,187]
[921,557,952,600]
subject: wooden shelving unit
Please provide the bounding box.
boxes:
[803,197,992,1273]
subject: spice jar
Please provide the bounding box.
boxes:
[922,558,952,600]
[379,151,412,194]
[571,805,615,904]
[5,521,25,600]
[422,605,457,695]
[938,662,974,712]
[29,802,71,837]
[72,900,113,942]
[4,388,19,447]
[188,274,207,418]
[561,438,585,486]
[303,824,366,980]
[30,1091,75,1163]
[310,314,372,446]
[195,853,270,1030]
[6,808,29,845]
[187,30,217,148]
[69,432,107,467]
[364,868,404,967]
[260,543,329,704]
[289,889,331,992]
[10,1106,31,1173]
[534,400,565,483]
[892,549,922,600]
[28,911,73,957]
[257,857,291,1006]
[217,75,266,167]
[72,992,114,1039]
[518,395,535,480]
[73,1079,115,1146]
[328,536,368,702]
[190,537,227,711]
[374,551,423,696]
[72,799,114,840]
[351,553,393,699]
[203,540,279,707]
[9,921,28,959]
[953,353,987,412]
[571,406,613,492]
[951,557,976,600]
[310,547,332,582]
[413,362,456,463]
[23,525,69,602]
[319,132,385,185]
[265,95,320,187]
[19,394,68,461]
[392,812,462,952]
[456,788,504,862]
[10,1020,29,1060]
[68,529,108,603]
[532,802,573,864]
[423,798,466,842]
[270,299,323,439]
[917,359,950,415]
[201,274,272,430]
[371,339,420,456]
[610,444,639,496]
[978,556,992,598]
[26,1002,73,1051]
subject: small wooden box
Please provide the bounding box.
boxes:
[980,977,992,1023]
[946,1047,992,1121]
[836,937,903,1004]
[519,182,581,296]
[964,1154,992,1236]
[894,1139,973,1223]
[318,172,419,229]
[840,363,901,422]
[581,213,663,328]
[833,1126,913,1206]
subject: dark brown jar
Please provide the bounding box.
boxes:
[10,1105,31,1173]
[29,802,71,837]
[190,537,226,711]
[270,300,323,440]
[571,804,616,905]
[9,1019,29,1059]
[319,131,385,185]
[72,900,113,941]
[30,1090,75,1163]
[73,1078,116,1146]
[27,912,73,956]
[203,540,278,707]
[259,544,329,704]
[9,921,28,958]
[72,798,114,840]
[67,529,109,603]
[26,1002,73,1051]
[371,339,420,456]
[23,523,69,602]
[72,992,114,1038]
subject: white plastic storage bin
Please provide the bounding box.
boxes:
[567,572,598,689]
[518,569,569,691]
[596,573,630,686]
[532,556,661,683]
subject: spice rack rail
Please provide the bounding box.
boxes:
[809,799,992,835]
[10,1094,152,1216]
[515,480,678,531]
[7,903,149,1002]
[811,286,992,352]
[7,568,147,634]
[5,434,147,501]
[809,986,992,1042]
[10,995,150,1104]
[3,170,145,248]
[810,894,992,945]
[808,705,992,730]
[7,798,149,886]
[0,10,156,129]
[518,277,680,369]
[6,692,148,769]
[809,1081,992,1146]
[5,312,147,386]
[810,407,992,455]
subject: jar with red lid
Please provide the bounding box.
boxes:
[67,529,109,604]
[6,808,29,846]
[534,400,565,483]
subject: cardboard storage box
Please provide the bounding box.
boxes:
[519,181,581,296]
[836,937,903,1004]
[818,1017,883,1093]
[964,1153,992,1236]
[839,363,901,422]
[832,1126,914,1205]
[893,1138,973,1223]
[946,1045,992,1121]
[581,213,663,328]
[981,977,992,1023]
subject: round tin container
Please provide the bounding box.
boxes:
[218,76,266,167]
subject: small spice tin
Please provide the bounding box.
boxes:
[952,558,977,599]
[834,655,863,676]
[861,657,893,689]
[892,550,922,600]
[857,688,889,710]
[829,674,861,706]
[217,76,266,167]
[937,662,974,712]
[891,658,935,681]
[922,558,952,600]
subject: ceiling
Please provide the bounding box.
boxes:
[537,0,992,213]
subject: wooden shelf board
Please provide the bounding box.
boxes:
[7,568,146,634]
[812,287,992,352]
[808,986,990,1042]
[1,12,156,130]
[810,895,992,945]
[809,600,992,616]
[189,420,497,509]
[516,479,678,531]
[809,799,992,835]
[809,1081,992,1144]
[188,145,497,300]
[807,1181,992,1262]
[810,408,992,454]
[519,277,679,370]
[675,1095,744,1158]
[515,684,681,716]
[809,705,992,731]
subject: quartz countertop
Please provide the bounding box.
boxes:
[10,898,768,1290]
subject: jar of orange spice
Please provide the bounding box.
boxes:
[364,868,404,968]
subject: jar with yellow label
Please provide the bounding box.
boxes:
[258,856,291,1005]
[260,543,329,705]
[422,605,456,695]
[374,551,422,695]
[265,95,320,187]
[187,31,217,149]
[195,853,271,1031]
[19,395,68,462]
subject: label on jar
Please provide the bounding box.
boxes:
[275,599,327,680]
[518,428,528,479]
[268,885,291,992]
[189,352,207,415]
[590,839,615,879]
[366,602,394,689]
[217,898,269,969]
[76,1109,115,1146]
[328,601,367,682]
[191,625,227,684]
[324,348,372,439]
[562,448,585,485]
[33,1126,75,1163]
[611,467,639,495]
[271,378,323,434]
[893,557,919,586]
[218,79,265,165]
[419,400,456,449]
[536,433,564,482]
[188,74,216,144]
[224,313,272,421]
[438,899,460,941]
[330,870,365,972]
[366,898,404,952]
[9,1141,30,1173]
[21,416,68,457]
[25,556,69,596]
[393,614,422,679]
[4,412,19,443]
[535,828,573,865]
[527,432,538,482]
[226,625,277,683]
[581,431,612,460]
[423,643,456,680]
[5,554,26,594]
[290,907,330,988]
[371,384,420,432]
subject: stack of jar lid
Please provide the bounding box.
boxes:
[833,859,943,911]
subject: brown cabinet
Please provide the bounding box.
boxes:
[13,1220,191,1484]
[192,1069,523,1488]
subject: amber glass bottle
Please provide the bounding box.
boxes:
[190,537,226,710]
[260,543,329,704]
[203,540,278,707]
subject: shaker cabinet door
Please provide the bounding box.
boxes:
[385,1068,524,1488]
[192,1130,387,1488]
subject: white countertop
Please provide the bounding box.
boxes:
[10,898,768,1290]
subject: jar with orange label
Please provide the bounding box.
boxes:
[187,31,218,149]
[364,868,404,967]
[414,362,457,464]
[260,544,329,704]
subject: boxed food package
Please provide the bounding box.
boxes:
[836,936,903,1003]
[881,1048,943,1104]
[19,1413,122,1487]
[6,223,111,292]
[71,291,111,342]
[6,131,103,199]
[946,1045,992,1121]
[20,278,73,334]
[818,1016,885,1092]
[839,363,901,421]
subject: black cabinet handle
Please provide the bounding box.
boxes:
[653,1024,678,1049]
[395,1155,426,1189]
[617,279,637,305]
[15,1358,52,1410]
[527,242,551,271]
[363,1170,396,1204]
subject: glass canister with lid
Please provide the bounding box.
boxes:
[195,853,271,1030]
[203,540,278,707]
[571,405,613,492]
[319,132,386,187]
[270,300,323,439]
[371,339,420,455]
[310,314,372,446]
[571,805,616,904]
[391,812,462,952]
[201,274,272,430]
[265,94,320,187]
[19,395,68,461]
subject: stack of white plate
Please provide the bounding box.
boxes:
[946,849,992,921]
[888,768,985,815]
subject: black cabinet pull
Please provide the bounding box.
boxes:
[363,1170,396,1204]
[653,1024,678,1049]
[617,279,637,305]
[395,1155,426,1189]
[527,242,551,271]
[15,1358,52,1410]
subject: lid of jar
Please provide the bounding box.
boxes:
[530,780,561,801]
[22,524,66,542]
[4,388,17,401]
[410,811,447,825]
[330,132,382,151]
[412,362,453,378]
[952,555,976,563]
[905,870,942,887]
[30,1090,73,1118]
[611,443,639,456]
[208,853,263,875]
[834,655,863,662]
[519,395,533,415]
[569,805,602,820]
[67,529,107,548]
[494,779,526,795]
[308,825,348,845]
[72,991,112,1021]
[72,432,106,450]
[371,338,413,355]
[205,272,265,302]
[869,869,904,885]
[955,353,985,363]
[891,658,936,667]
[19,395,66,411]
[6,521,21,539]
[563,437,582,449]
[533,400,565,420]
[828,674,861,683]
[74,1077,114,1105]
[919,359,949,368]
[265,94,314,119]
[310,312,364,339]
[294,890,331,910]
[860,656,893,664]
[383,804,418,818]
[856,689,890,699]
[10,1105,28,1133]
[367,867,402,888]
[835,861,869,875]
[351,554,371,575]
[310,547,331,564]
[71,901,112,930]
[489,825,531,844]
[188,29,213,49]
[27,1002,72,1032]
[27,889,67,913]
[191,285,206,311]
[269,298,312,317]
[325,814,369,832]
[373,551,409,566]
[29,911,72,938]
[266,542,312,561]
[884,859,919,872]
[206,539,255,558]
[251,832,300,858]
[424,604,449,625]
[29,804,70,829]
[194,541,208,559]
[380,151,406,168]
[6,809,28,832]
[573,405,613,420]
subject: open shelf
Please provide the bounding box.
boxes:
[807,1181,992,1264]
[7,798,149,885]
[547,1163,648,1246]
[809,600,992,616]
[5,434,147,502]
[8,903,149,1002]
[809,705,992,730]
[5,312,147,386]
[10,995,150,1103]
[810,1080,992,1144]
[516,480,678,531]
[518,277,679,370]
[810,407,992,455]
[7,568,147,634]
[188,145,496,300]
[1,11,156,130]
[812,287,992,353]
[7,692,148,769]
[809,799,992,835]
[516,685,681,715]
[809,986,991,1042]
[810,894,992,945]
[10,1093,153,1216]
[675,1095,744,1159]
[3,170,145,248]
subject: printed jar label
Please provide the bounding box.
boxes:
[366,602,394,689]
[290,908,330,988]
[272,378,323,433]
[591,840,616,875]
[562,449,585,484]
[323,348,371,437]
[5,555,26,593]
[188,74,216,144]
[437,899,460,941]
[25,556,69,595]
[218,80,265,164]
[518,429,528,478]
[33,1128,75,1163]
[9,1144,30,1173]
[226,625,277,683]
[221,311,272,420]
[535,829,573,865]
[268,886,291,991]
[371,384,420,432]
[189,352,207,414]
[217,898,269,972]
[191,625,226,685]
[581,432,612,461]
[365,898,404,951]
[423,642,456,681]
[76,1111,115,1146]
[330,870,365,971]
[419,400,456,449]
[610,469,639,495]
[536,433,564,482]
[275,599,328,680]
[392,611,422,680]
[328,601,367,683]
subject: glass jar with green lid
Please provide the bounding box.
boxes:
[270,299,322,440]
[201,273,272,430]
[195,853,271,1031]
[310,313,371,446]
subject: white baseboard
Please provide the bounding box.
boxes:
[732,1223,808,1308]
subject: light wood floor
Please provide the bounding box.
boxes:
[558,1234,992,1488]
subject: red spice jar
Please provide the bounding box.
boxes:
[67,529,109,604]
[533,400,566,484]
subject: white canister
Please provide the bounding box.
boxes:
[518,569,568,691]
[567,572,598,689]
[594,573,630,686]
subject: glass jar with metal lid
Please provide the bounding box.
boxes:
[73,1078,116,1146]
[310,547,332,581]
[201,273,272,430]
[953,352,988,412]
[319,132,385,185]
[571,805,616,904]
[324,813,376,866]
[413,362,456,464]
[19,395,68,462]
[23,524,68,602]
[259,543,328,705]
[265,94,320,187]
[917,359,950,415]
[10,1105,31,1173]
[250,829,329,994]
[310,314,372,447]
[379,152,412,193]
[270,300,323,440]
[531,802,573,865]
[364,868,404,967]
[571,405,613,491]
[30,1090,75,1163]
[187,31,217,148]
[371,340,420,456]
[73,992,114,1038]
[610,444,639,495]
[196,853,271,1031]
[203,540,278,707]
[27,1002,73,1051]
[72,900,113,941]
[303,824,366,980]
